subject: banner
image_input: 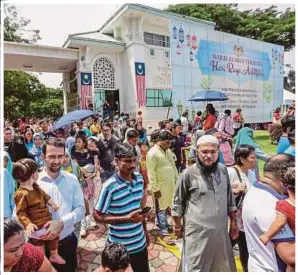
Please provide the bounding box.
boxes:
[135,62,146,107]
[80,72,93,110]
[170,21,284,123]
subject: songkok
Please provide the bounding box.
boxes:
[197,135,219,147]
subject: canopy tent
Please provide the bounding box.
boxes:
[283,89,295,105]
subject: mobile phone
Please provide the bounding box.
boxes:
[141,206,151,214]
[30,228,47,239]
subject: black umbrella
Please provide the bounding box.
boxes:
[188,90,229,102]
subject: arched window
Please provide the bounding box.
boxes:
[93,57,115,89]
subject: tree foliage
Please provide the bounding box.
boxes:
[4,4,63,119]
[166,4,295,50]
[4,71,63,119]
[284,69,295,93]
[4,4,41,43]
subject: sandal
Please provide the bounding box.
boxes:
[160,235,176,245]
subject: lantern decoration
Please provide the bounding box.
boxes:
[191,35,197,50]
[178,25,184,44]
[186,33,191,48]
[176,43,181,55]
[172,26,177,40]
[177,100,183,117]
[190,49,194,61]
[280,53,284,74]
[191,108,196,122]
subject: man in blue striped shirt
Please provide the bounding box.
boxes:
[94,143,149,272]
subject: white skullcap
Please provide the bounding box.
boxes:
[197,135,219,146]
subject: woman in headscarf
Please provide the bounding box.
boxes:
[6,135,31,162]
[62,149,85,239]
[24,127,35,151]
[268,107,283,144]
[70,136,98,238]
[235,127,270,180]
[135,122,149,147]
[62,149,80,178]
[206,128,234,166]
[29,133,44,167]
[4,151,15,217]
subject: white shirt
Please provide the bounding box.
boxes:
[37,169,85,240]
[227,168,256,231]
[242,182,294,272]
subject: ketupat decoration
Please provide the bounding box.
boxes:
[200,76,214,90]
[263,81,273,104]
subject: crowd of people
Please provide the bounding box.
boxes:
[3,102,295,272]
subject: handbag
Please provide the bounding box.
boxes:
[233,167,246,209]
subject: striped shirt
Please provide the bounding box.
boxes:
[95,172,146,254]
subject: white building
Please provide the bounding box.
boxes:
[5,4,283,126]
[61,4,215,126]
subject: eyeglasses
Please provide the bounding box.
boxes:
[102,128,111,132]
[199,150,219,155]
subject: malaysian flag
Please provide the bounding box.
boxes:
[135,62,146,107]
[80,72,93,109]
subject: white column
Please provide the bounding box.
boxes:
[62,72,70,114]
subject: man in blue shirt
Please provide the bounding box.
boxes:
[284,127,295,157]
[65,129,76,152]
[37,137,85,272]
[94,143,149,272]
[277,116,295,154]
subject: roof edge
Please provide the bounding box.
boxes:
[63,4,216,47]
[128,4,216,27]
[97,4,128,33]
[69,37,126,47]
[98,4,215,34]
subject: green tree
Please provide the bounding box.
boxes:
[4,4,63,119]
[166,4,295,50]
[4,71,63,119]
[4,4,41,43]
[27,88,64,118]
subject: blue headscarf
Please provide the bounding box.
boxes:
[4,151,13,175]
[29,133,45,167]
[62,148,79,178]
[235,127,257,148]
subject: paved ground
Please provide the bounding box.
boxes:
[76,195,179,272]
[76,194,242,272]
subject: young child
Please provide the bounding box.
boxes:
[84,137,100,177]
[101,243,130,272]
[260,167,295,271]
[79,137,101,237]
[13,158,65,264]
[139,141,149,192]
[139,141,153,239]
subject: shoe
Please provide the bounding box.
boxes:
[49,254,66,265]
[87,216,98,230]
[80,227,88,237]
[88,220,97,230]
